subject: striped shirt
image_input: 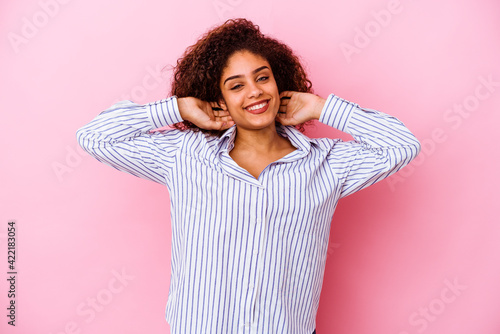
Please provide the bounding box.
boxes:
[76,94,420,334]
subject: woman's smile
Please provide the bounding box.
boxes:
[244,99,270,114]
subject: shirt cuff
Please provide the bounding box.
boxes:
[318,94,357,132]
[146,96,184,129]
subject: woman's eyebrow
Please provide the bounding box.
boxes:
[223,66,269,85]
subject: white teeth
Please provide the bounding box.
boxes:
[247,101,267,111]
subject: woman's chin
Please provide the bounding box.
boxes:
[236,118,279,131]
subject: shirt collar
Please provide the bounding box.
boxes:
[216,124,314,161]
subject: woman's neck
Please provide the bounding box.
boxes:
[232,123,289,154]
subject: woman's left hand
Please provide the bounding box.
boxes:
[276,91,326,126]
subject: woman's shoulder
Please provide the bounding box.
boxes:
[152,127,223,159]
[285,125,342,152]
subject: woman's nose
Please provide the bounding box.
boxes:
[247,82,263,98]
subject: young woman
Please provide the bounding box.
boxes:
[77,18,420,334]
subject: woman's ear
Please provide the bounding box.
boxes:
[218,98,227,111]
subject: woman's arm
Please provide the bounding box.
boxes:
[76,97,186,185]
[77,96,233,185]
[278,91,421,198]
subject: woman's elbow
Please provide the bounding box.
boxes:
[410,137,422,160]
[76,127,93,155]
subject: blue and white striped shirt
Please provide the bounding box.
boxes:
[77,94,420,334]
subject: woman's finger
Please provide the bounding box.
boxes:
[278,104,288,114]
[217,115,228,123]
[276,113,294,126]
[216,109,231,117]
[206,107,216,121]
[279,91,293,99]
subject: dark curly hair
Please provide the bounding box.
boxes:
[169,18,313,137]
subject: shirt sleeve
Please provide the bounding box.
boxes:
[76,96,185,185]
[320,94,421,198]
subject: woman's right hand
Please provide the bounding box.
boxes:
[177,97,234,130]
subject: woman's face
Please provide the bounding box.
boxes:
[219,50,280,131]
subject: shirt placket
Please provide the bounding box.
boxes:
[240,175,268,334]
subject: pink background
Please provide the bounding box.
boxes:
[1,0,499,333]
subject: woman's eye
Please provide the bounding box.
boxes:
[229,77,268,90]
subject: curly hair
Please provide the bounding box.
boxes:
[169,18,314,137]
